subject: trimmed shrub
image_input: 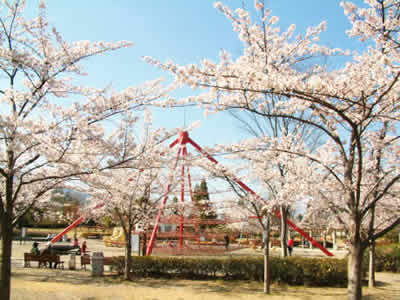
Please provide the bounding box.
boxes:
[111,256,348,286]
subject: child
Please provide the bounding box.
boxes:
[81,240,87,255]
[287,238,294,256]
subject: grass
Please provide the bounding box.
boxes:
[10,267,400,300]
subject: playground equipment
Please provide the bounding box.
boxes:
[48,203,104,245]
[103,227,125,247]
[53,131,333,257]
[148,215,246,256]
[146,131,333,257]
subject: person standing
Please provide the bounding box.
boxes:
[224,235,230,250]
[287,238,294,256]
[81,240,87,255]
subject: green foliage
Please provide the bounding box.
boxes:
[381,227,400,243]
[111,256,348,286]
[373,244,400,273]
[99,216,117,228]
[193,179,217,221]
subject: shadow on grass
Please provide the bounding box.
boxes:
[12,267,349,298]
[12,268,106,285]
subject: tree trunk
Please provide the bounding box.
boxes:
[332,230,337,250]
[368,241,375,288]
[264,216,271,294]
[368,204,376,288]
[280,206,288,257]
[124,233,132,280]
[347,238,364,300]
[0,217,13,300]
[142,232,147,256]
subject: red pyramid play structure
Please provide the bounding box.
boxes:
[145,131,333,257]
[50,130,333,257]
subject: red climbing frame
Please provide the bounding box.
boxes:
[49,203,104,244]
[146,131,333,257]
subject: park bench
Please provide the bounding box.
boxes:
[24,253,64,269]
[81,255,90,270]
[80,255,115,270]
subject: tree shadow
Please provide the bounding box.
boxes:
[12,268,105,285]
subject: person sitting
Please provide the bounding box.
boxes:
[30,242,40,255]
[73,237,79,247]
[39,244,58,268]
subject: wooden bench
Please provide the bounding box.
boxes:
[81,255,90,270]
[104,257,114,268]
[80,255,114,270]
[24,253,64,269]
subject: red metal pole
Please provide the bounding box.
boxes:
[179,146,187,248]
[186,133,334,257]
[50,216,85,244]
[187,168,194,202]
[146,183,173,256]
[50,202,105,244]
[146,144,183,256]
[186,163,198,234]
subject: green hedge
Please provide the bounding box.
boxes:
[373,244,400,273]
[112,256,348,286]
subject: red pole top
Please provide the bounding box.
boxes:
[179,131,190,144]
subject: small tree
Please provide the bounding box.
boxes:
[81,116,174,280]
[193,179,217,222]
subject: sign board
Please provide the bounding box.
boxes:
[21,227,27,238]
[131,234,140,252]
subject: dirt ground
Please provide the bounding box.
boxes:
[10,268,400,300]
[10,239,348,263]
[8,240,400,300]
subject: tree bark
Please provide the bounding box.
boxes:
[347,236,364,300]
[264,215,271,294]
[124,231,132,280]
[0,216,13,300]
[280,206,288,257]
[368,204,376,288]
[142,232,147,256]
[368,241,375,288]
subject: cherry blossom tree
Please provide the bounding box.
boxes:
[0,1,169,299]
[79,115,175,280]
[145,1,400,299]
[229,96,323,257]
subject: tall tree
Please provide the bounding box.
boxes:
[0,1,167,298]
[146,1,400,299]
[193,178,217,220]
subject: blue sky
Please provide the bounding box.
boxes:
[39,0,366,148]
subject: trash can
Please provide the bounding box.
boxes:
[69,254,76,270]
[91,252,104,276]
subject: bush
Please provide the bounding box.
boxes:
[111,256,348,286]
[374,244,400,273]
